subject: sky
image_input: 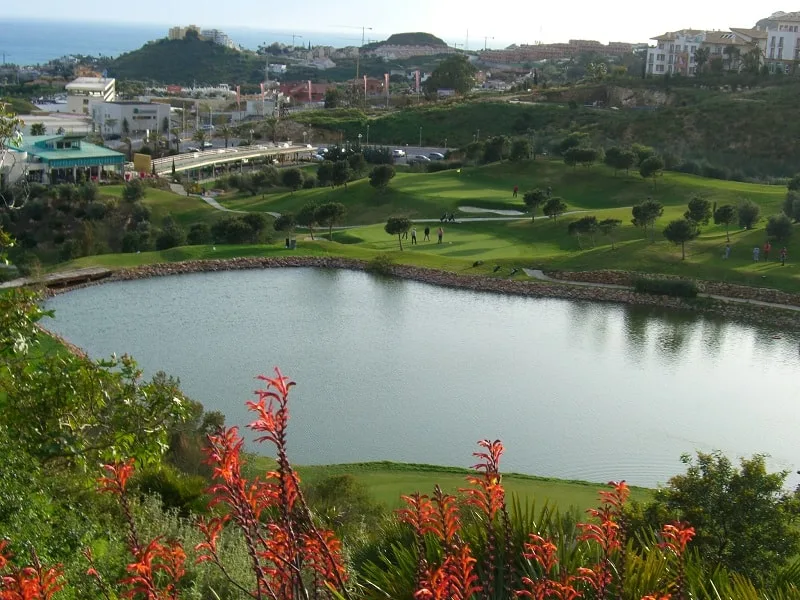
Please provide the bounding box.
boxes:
[2,1,789,46]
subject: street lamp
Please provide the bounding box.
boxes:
[366,123,370,146]
[303,131,307,146]
[358,133,362,148]
[249,129,254,145]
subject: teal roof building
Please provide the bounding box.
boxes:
[15,134,125,185]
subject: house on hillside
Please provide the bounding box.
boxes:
[279,82,333,103]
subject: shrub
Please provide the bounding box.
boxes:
[366,253,395,275]
[633,277,699,298]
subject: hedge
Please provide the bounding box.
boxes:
[633,277,699,298]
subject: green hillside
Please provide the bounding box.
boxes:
[109,37,265,85]
[384,32,447,46]
[298,81,800,178]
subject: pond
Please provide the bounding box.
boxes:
[44,268,800,488]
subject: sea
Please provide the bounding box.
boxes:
[0,18,505,67]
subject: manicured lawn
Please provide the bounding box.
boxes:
[58,158,800,293]
[245,458,653,512]
[101,185,223,227]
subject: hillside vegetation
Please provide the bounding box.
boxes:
[109,37,265,85]
[383,32,447,46]
[298,80,800,178]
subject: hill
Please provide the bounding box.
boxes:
[383,32,447,46]
[298,79,800,179]
[109,37,264,85]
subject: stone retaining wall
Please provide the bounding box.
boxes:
[545,269,800,308]
[45,258,800,330]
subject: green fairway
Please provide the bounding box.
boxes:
[245,459,652,512]
[102,184,224,227]
[54,158,800,294]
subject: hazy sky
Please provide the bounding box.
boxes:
[4,1,786,44]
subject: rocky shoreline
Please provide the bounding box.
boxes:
[44,257,800,330]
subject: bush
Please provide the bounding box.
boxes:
[133,465,207,516]
[633,277,699,298]
[366,253,395,275]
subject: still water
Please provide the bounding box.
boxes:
[44,268,800,487]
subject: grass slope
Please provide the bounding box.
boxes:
[246,458,653,511]
[67,159,800,292]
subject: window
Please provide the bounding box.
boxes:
[647,63,653,73]
[770,48,775,58]
[657,53,665,61]
[691,45,696,53]
[668,54,674,64]
[648,53,654,63]
[779,36,784,47]
[658,43,664,49]
[656,64,665,72]
[684,44,688,51]
[771,36,776,47]
[670,43,674,52]
[778,48,784,59]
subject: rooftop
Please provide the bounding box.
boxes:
[65,77,115,92]
[729,27,769,40]
[18,135,125,164]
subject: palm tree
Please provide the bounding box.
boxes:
[104,118,118,137]
[192,129,207,148]
[694,47,710,74]
[123,137,133,161]
[122,118,130,137]
[219,125,232,148]
[170,127,181,153]
[724,45,741,72]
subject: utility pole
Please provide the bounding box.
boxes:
[354,25,373,81]
[291,34,303,47]
[484,36,494,51]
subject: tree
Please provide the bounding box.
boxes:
[281,167,303,193]
[558,132,589,155]
[598,218,622,249]
[317,160,335,187]
[192,129,207,147]
[30,123,46,136]
[218,125,232,148]
[385,216,411,250]
[347,152,367,175]
[324,88,342,109]
[709,56,724,74]
[662,218,699,259]
[509,139,532,161]
[482,136,511,163]
[423,54,477,95]
[788,173,800,192]
[155,215,186,250]
[604,146,636,175]
[651,451,800,581]
[564,146,599,168]
[567,216,598,249]
[631,143,655,165]
[315,202,346,241]
[121,117,130,136]
[543,196,567,220]
[737,199,761,230]
[161,116,170,135]
[766,213,793,243]
[782,191,800,222]
[724,45,741,72]
[187,222,212,245]
[631,199,664,241]
[713,204,737,241]
[369,165,396,192]
[695,47,710,73]
[104,117,118,136]
[639,155,664,188]
[122,179,146,203]
[295,202,318,240]
[684,196,712,226]
[523,189,548,222]
[170,127,181,153]
[273,213,297,237]
[332,160,351,188]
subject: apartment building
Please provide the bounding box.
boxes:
[761,12,800,73]
[645,28,765,76]
[89,101,171,137]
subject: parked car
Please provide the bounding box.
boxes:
[392,149,406,158]
[317,147,328,155]
[201,141,213,149]
[428,152,445,160]
[410,154,431,164]
[311,153,326,161]
[186,146,200,153]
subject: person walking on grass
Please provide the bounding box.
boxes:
[753,246,760,262]
[423,226,430,241]
[513,185,519,198]
[764,241,771,261]
[411,227,417,245]
[438,227,444,244]
[723,243,731,259]
[781,247,788,266]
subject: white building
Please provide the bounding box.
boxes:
[646,29,763,76]
[200,28,237,49]
[760,12,800,73]
[89,101,171,137]
[65,77,116,114]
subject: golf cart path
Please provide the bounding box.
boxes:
[524,269,800,312]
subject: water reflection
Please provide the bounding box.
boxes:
[44,269,800,488]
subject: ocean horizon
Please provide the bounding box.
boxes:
[0,18,511,67]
